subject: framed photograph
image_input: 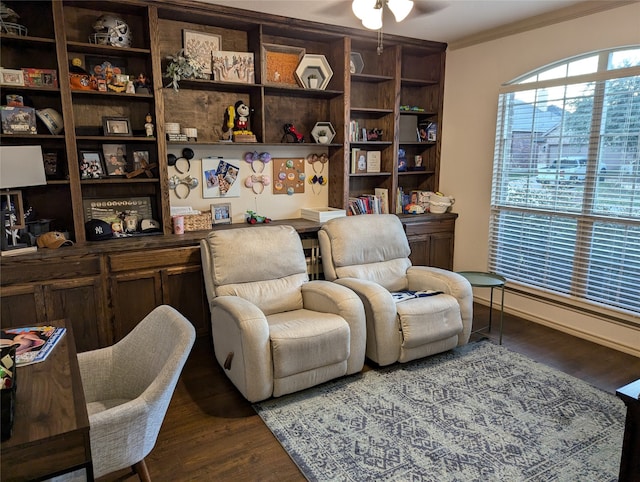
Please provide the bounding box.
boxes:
[102,144,128,176]
[0,68,25,86]
[211,51,255,84]
[262,44,305,86]
[79,151,105,180]
[83,197,154,237]
[128,147,150,172]
[103,116,131,136]
[211,203,232,225]
[183,29,222,75]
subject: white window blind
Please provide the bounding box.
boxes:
[490,47,640,316]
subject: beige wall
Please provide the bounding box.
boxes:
[441,3,640,356]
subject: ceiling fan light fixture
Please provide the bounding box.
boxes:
[361,6,383,30]
[387,0,414,22]
[352,0,376,20]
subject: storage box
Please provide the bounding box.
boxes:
[183,211,212,231]
[301,207,347,223]
[1,106,37,134]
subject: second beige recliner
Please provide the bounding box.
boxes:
[318,214,473,366]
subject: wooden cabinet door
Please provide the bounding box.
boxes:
[0,285,47,328]
[408,235,430,267]
[162,265,209,337]
[428,231,455,270]
[110,270,163,343]
[43,277,105,352]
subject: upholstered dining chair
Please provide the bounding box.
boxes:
[77,305,196,481]
[200,224,366,402]
[318,214,473,366]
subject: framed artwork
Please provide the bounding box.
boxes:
[183,29,222,75]
[102,144,128,176]
[211,51,255,84]
[202,157,241,198]
[211,203,232,225]
[79,151,105,180]
[261,44,305,86]
[102,116,131,136]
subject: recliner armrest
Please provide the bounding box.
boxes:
[407,266,473,343]
[302,280,367,374]
[334,278,401,366]
[211,296,273,402]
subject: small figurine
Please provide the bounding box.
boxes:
[233,100,251,133]
[134,73,151,94]
[282,123,304,143]
[145,113,154,137]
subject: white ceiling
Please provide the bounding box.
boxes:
[196,0,588,44]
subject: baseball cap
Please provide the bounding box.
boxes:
[85,219,113,241]
[141,218,161,232]
[37,231,74,249]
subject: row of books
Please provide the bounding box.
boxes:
[347,188,390,215]
[350,148,381,173]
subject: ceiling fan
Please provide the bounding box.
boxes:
[351,0,445,30]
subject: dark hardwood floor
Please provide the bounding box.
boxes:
[100,303,640,482]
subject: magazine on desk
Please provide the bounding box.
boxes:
[0,326,66,366]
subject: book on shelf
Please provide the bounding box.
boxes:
[374,188,389,214]
[0,325,66,366]
[366,151,381,173]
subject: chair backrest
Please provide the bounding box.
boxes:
[201,225,308,315]
[80,305,195,478]
[319,214,411,292]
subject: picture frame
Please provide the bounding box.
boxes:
[102,116,131,136]
[0,68,25,87]
[128,146,150,172]
[183,29,222,75]
[211,203,232,225]
[102,143,128,176]
[211,51,255,84]
[79,151,105,180]
[261,44,305,86]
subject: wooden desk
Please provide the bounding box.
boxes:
[1,320,93,481]
[617,379,640,482]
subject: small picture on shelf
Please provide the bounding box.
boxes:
[102,144,128,176]
[418,121,437,142]
[130,149,150,172]
[183,29,222,75]
[211,202,231,225]
[102,116,131,136]
[79,151,105,180]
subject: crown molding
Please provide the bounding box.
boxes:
[448,0,638,51]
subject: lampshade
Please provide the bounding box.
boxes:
[361,7,383,30]
[387,0,414,22]
[352,0,376,20]
[0,145,46,189]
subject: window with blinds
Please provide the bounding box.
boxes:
[490,46,640,316]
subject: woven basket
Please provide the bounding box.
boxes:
[183,211,212,232]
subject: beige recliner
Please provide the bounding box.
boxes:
[200,225,366,402]
[318,214,473,366]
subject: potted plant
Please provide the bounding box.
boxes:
[307,73,319,89]
[317,129,329,144]
[164,49,207,91]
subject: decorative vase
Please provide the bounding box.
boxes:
[318,135,329,144]
[308,77,318,89]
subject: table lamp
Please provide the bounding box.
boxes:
[0,145,46,251]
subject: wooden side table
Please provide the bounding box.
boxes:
[456,271,506,344]
[616,379,640,482]
[1,320,93,481]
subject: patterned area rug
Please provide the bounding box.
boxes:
[254,341,625,481]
